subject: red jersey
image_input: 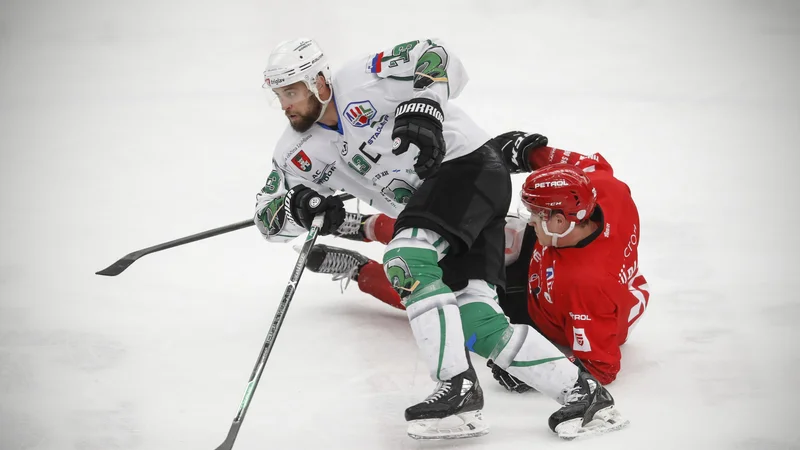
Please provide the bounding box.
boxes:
[526,149,649,384]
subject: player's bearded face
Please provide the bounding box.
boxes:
[285,94,323,133]
[272,82,322,133]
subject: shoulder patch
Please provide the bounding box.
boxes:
[366,40,420,77]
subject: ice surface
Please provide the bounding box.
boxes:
[1,0,799,449]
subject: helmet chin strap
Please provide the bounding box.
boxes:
[542,221,576,247]
[307,79,332,123]
[315,96,331,122]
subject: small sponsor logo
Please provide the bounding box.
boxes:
[294,40,312,52]
[312,162,336,185]
[534,180,569,189]
[569,312,592,321]
[284,136,311,165]
[367,114,391,145]
[624,224,639,258]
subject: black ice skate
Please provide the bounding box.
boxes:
[548,371,629,440]
[405,363,489,440]
[305,244,369,290]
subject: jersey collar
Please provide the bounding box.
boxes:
[315,94,343,135]
[571,206,605,249]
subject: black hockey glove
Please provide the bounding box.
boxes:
[487,359,533,393]
[491,131,549,173]
[285,185,345,235]
[391,98,446,179]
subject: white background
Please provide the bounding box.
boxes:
[1,1,799,449]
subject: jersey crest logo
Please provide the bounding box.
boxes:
[344,101,377,128]
[291,150,312,172]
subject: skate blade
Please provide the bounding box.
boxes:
[555,406,630,441]
[407,410,490,440]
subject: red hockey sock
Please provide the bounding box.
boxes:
[364,214,396,245]
[357,260,405,310]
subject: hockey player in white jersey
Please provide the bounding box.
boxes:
[253,38,627,440]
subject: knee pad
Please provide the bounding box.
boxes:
[383,227,450,307]
[455,280,510,358]
[385,228,467,380]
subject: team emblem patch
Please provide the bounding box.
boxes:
[344,101,377,128]
[291,150,312,172]
[572,327,592,352]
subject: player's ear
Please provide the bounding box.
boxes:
[554,212,569,231]
[315,72,330,97]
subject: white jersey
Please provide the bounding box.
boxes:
[255,38,490,242]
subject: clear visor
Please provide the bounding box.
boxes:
[517,201,552,225]
[264,83,315,110]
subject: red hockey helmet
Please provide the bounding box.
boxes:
[520,164,597,223]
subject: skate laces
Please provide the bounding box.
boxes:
[563,378,596,405]
[424,381,452,404]
[336,212,364,237]
[318,250,363,292]
[331,266,360,293]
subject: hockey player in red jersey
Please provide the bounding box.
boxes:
[503,132,650,386]
[311,131,649,386]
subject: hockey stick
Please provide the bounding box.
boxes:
[214,213,324,450]
[95,193,355,276]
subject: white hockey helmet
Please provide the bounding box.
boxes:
[263,38,332,101]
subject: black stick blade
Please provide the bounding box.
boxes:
[214,427,238,450]
[95,253,140,276]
